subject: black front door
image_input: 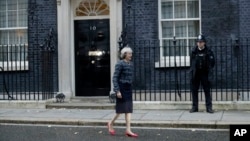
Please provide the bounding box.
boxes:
[74,19,110,96]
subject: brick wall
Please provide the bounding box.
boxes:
[123,0,242,41]
[122,0,158,43]
[28,0,58,92]
[239,0,250,38]
[0,0,58,97]
[201,0,239,39]
[122,0,249,93]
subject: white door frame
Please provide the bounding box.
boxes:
[56,0,122,99]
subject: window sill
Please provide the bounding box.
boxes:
[0,61,29,71]
[155,56,190,68]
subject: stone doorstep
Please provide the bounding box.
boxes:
[0,101,46,109]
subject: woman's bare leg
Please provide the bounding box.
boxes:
[125,113,132,133]
[109,113,120,130]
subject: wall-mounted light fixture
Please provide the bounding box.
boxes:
[234,38,239,48]
[231,34,239,48]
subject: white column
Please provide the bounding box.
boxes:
[57,0,72,99]
[109,0,123,93]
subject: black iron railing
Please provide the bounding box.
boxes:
[1,38,250,101]
[132,38,250,101]
[0,43,56,100]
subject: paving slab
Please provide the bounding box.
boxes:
[0,109,250,129]
[179,111,223,121]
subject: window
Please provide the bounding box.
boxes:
[75,0,109,19]
[0,0,28,71]
[156,0,201,67]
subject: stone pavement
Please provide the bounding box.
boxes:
[0,108,250,129]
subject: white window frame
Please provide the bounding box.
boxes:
[156,0,201,68]
[73,0,110,20]
[0,0,28,71]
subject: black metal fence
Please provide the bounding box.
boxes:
[132,38,250,101]
[0,44,56,100]
[1,39,250,101]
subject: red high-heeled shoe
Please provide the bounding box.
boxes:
[125,132,138,137]
[107,122,115,135]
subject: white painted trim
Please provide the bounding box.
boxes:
[158,0,201,68]
[70,0,75,97]
[110,0,122,93]
[0,61,29,71]
[158,0,162,47]
[0,27,28,30]
[57,0,73,99]
[155,56,190,68]
[74,16,110,20]
[199,0,202,34]
[160,18,200,22]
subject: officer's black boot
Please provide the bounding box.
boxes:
[205,93,213,113]
[190,87,199,113]
[206,108,214,113]
[190,108,198,113]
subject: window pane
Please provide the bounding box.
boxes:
[160,0,200,57]
[0,0,6,11]
[188,0,199,18]
[0,0,28,63]
[9,30,19,44]
[8,10,17,27]
[189,39,196,47]
[163,39,187,56]
[20,44,28,61]
[188,21,199,37]
[175,21,187,37]
[9,45,18,61]
[162,21,173,38]
[0,30,8,61]
[161,2,173,19]
[175,39,187,56]
[7,0,17,10]
[174,1,185,18]
[0,30,8,45]
[18,29,27,43]
[18,0,28,10]
[0,45,8,61]
[0,12,6,28]
[19,9,27,27]
[8,44,27,61]
[163,39,174,56]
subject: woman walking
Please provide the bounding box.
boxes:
[107,47,138,137]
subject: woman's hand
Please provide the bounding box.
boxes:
[116,92,122,99]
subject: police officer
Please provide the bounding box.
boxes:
[190,34,215,113]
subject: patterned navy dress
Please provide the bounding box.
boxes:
[113,60,134,113]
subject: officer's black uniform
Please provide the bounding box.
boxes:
[190,35,215,113]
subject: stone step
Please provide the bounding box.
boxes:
[46,98,250,111]
[46,96,115,109]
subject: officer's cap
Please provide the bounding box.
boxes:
[197,34,206,42]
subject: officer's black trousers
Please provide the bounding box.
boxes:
[191,70,212,110]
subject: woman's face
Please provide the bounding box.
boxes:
[125,52,132,61]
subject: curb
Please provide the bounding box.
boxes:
[0,118,235,129]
